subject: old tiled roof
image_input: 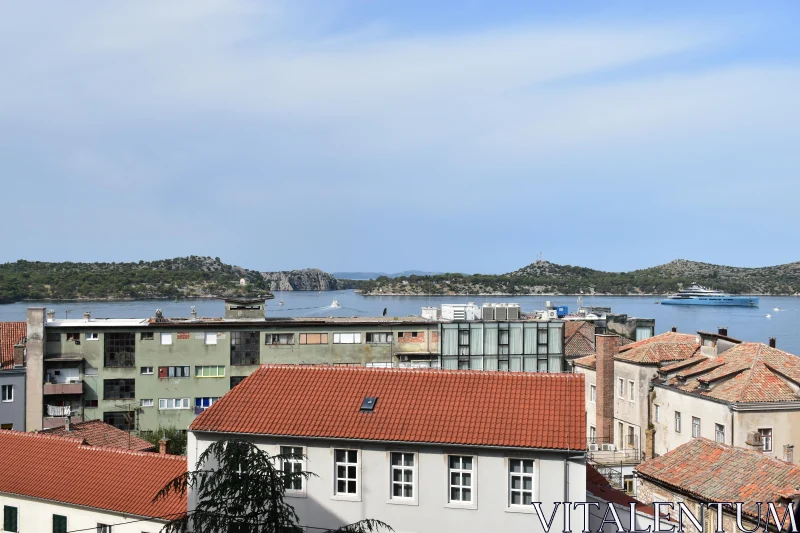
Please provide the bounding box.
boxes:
[572,354,596,370]
[662,342,800,403]
[0,322,26,369]
[42,419,156,452]
[565,321,596,358]
[0,431,186,519]
[191,365,587,451]
[615,332,700,365]
[636,438,800,518]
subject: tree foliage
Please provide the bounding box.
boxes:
[154,439,392,533]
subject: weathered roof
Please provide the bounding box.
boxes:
[636,438,800,518]
[0,322,26,369]
[191,365,587,451]
[662,342,800,403]
[615,332,700,365]
[565,321,596,358]
[42,419,156,452]
[0,431,186,519]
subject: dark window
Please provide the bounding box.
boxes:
[53,514,67,533]
[265,333,294,345]
[3,506,18,532]
[230,376,247,389]
[411,332,419,338]
[231,331,260,365]
[103,411,134,431]
[84,399,98,408]
[46,331,61,342]
[103,379,135,400]
[104,332,135,367]
[141,332,154,341]
[366,332,392,343]
[397,332,404,339]
[66,332,81,342]
[158,366,190,378]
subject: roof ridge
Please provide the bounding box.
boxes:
[14,431,87,446]
[264,364,583,378]
[77,443,187,460]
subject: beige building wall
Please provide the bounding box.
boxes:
[735,408,800,464]
[651,386,731,456]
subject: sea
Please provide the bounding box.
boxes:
[1,291,798,354]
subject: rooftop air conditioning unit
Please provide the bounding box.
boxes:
[601,443,617,451]
[588,443,599,452]
[508,305,520,320]
[495,306,509,321]
[482,306,495,320]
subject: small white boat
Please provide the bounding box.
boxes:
[279,300,284,306]
[765,314,772,318]
[331,299,341,308]
[773,307,781,312]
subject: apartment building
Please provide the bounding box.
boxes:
[188,365,587,533]
[0,322,27,431]
[651,339,800,464]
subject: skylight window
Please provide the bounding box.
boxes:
[361,397,377,411]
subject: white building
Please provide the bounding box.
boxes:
[188,365,588,533]
[0,430,186,533]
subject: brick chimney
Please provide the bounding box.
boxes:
[718,327,728,337]
[159,438,171,455]
[770,338,776,348]
[671,326,677,333]
[64,417,70,432]
[784,444,794,464]
[12,344,25,367]
[596,335,620,445]
[83,311,91,322]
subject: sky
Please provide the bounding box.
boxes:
[1,1,799,275]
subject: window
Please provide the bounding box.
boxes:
[628,380,635,402]
[334,449,359,496]
[389,452,415,500]
[141,332,154,341]
[397,332,404,339]
[692,417,701,438]
[195,397,220,411]
[140,399,154,407]
[509,459,535,507]
[623,475,635,494]
[68,331,82,341]
[103,379,135,400]
[204,332,218,345]
[159,366,190,378]
[140,366,154,375]
[281,446,304,493]
[159,398,190,410]
[161,333,173,345]
[86,332,99,341]
[654,404,660,423]
[46,331,61,342]
[196,365,225,378]
[635,326,654,341]
[53,514,67,533]
[96,524,111,533]
[333,333,362,344]
[3,505,18,532]
[589,384,596,403]
[299,333,328,345]
[1,385,12,403]
[0,424,11,430]
[85,367,98,376]
[366,332,392,344]
[618,422,624,447]
[265,333,294,345]
[104,332,135,367]
[760,428,773,452]
[103,411,134,431]
[411,331,419,338]
[589,426,596,444]
[627,425,635,448]
[84,399,98,408]
[618,378,625,398]
[715,424,725,443]
[230,376,246,389]
[675,411,682,433]
[448,455,473,504]
[231,331,260,365]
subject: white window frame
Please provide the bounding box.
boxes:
[158,398,190,410]
[160,333,173,345]
[589,426,596,444]
[759,428,773,452]
[1,385,13,402]
[195,365,225,378]
[507,457,537,513]
[654,404,660,423]
[692,416,701,438]
[446,455,477,509]
[195,397,220,411]
[628,380,635,402]
[332,448,360,501]
[140,366,154,375]
[97,524,111,533]
[618,377,625,398]
[265,333,295,345]
[715,423,725,443]
[204,332,217,345]
[589,384,596,403]
[387,451,418,505]
[140,399,154,407]
[280,445,306,497]
[85,332,99,341]
[366,332,392,344]
[333,333,362,344]
[675,411,682,433]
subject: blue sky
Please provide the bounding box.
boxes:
[2,1,799,274]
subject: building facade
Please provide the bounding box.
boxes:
[0,368,25,430]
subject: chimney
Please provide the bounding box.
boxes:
[64,417,70,432]
[12,344,25,367]
[596,335,620,445]
[784,444,794,464]
[745,430,763,451]
[718,327,728,337]
[83,311,91,322]
[770,337,777,348]
[159,438,170,455]
[46,309,55,322]
[671,326,677,333]
[190,306,197,321]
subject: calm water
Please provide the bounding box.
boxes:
[2,291,798,354]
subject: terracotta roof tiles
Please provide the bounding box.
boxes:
[0,322,25,369]
[565,321,596,358]
[615,332,700,365]
[191,365,586,451]
[0,430,186,519]
[42,419,156,452]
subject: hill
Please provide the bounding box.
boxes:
[332,270,443,280]
[0,256,271,303]
[353,259,800,296]
[261,268,339,291]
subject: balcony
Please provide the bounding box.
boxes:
[43,382,83,395]
[587,436,641,466]
[43,405,83,429]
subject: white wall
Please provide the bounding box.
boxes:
[0,492,168,533]
[651,386,731,456]
[189,432,586,533]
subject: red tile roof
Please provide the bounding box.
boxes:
[191,365,587,451]
[42,419,156,452]
[565,321,596,358]
[661,342,800,403]
[616,332,700,365]
[572,354,596,370]
[0,431,186,519]
[636,438,800,518]
[0,322,26,369]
